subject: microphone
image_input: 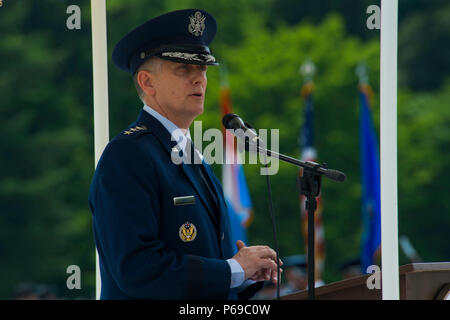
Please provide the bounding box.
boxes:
[322,169,346,182]
[222,113,263,146]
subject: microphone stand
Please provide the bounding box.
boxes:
[299,167,321,300]
[245,141,345,300]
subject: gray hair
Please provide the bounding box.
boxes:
[133,56,163,101]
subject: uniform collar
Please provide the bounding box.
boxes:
[143,105,203,161]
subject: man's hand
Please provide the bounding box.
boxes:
[232,240,283,284]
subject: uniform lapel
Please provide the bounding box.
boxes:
[136,110,219,226]
[202,161,235,258]
[180,161,219,226]
[202,161,228,228]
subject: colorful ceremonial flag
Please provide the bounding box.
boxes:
[220,77,253,254]
[299,82,325,284]
[359,84,381,272]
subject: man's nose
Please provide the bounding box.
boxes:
[192,69,207,85]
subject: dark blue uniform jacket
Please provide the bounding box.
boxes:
[89,109,263,300]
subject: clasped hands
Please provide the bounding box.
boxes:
[232,240,283,284]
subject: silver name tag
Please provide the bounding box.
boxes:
[173,195,196,206]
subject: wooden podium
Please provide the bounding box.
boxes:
[280,262,450,300]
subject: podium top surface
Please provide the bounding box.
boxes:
[280,262,450,300]
[399,262,450,273]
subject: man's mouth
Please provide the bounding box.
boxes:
[190,93,203,97]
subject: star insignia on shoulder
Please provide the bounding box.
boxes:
[123,125,147,135]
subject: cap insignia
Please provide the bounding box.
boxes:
[188,11,206,37]
[161,52,215,63]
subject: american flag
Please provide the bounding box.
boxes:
[299,82,325,285]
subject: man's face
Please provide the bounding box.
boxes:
[152,60,208,125]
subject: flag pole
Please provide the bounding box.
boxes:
[91,0,110,300]
[299,60,319,299]
[380,0,399,300]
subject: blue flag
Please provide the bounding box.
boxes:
[359,85,382,272]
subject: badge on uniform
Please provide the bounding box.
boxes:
[173,195,195,206]
[179,222,197,242]
[188,11,206,37]
[123,125,147,135]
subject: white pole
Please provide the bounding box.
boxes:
[380,0,399,300]
[91,0,110,300]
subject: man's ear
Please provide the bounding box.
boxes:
[137,69,156,97]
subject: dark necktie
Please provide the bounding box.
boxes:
[188,141,220,223]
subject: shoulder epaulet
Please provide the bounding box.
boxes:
[122,125,150,137]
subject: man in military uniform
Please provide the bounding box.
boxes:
[89,9,282,300]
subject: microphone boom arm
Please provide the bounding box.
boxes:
[246,142,346,182]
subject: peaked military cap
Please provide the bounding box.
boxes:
[112,9,219,74]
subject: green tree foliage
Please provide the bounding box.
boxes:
[397,82,450,262]
[398,3,450,90]
[0,0,95,298]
